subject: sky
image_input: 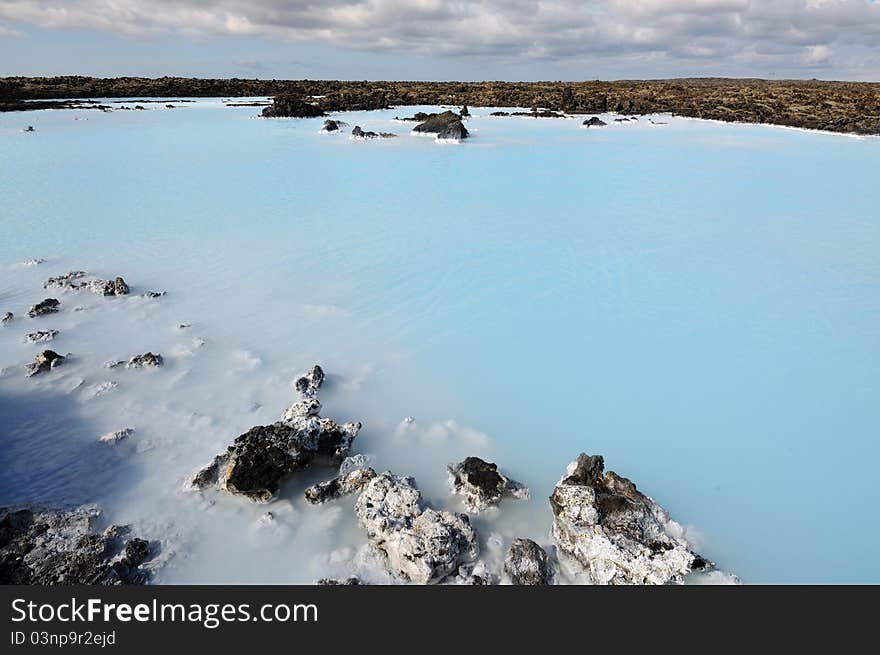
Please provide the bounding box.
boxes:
[0,1,879,81]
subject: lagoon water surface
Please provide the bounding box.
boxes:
[1,101,878,583]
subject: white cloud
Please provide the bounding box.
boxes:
[0,0,878,73]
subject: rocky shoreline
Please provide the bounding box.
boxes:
[1,264,733,585]
[2,76,879,135]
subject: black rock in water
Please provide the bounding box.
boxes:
[127,352,163,368]
[190,365,361,503]
[28,298,60,318]
[460,105,470,117]
[412,110,465,136]
[447,456,529,512]
[504,538,553,585]
[322,119,347,132]
[294,364,325,397]
[437,119,469,141]
[1,311,12,326]
[25,350,65,377]
[583,116,607,127]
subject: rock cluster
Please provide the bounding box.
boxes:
[190,365,361,502]
[550,453,702,585]
[355,472,479,583]
[504,538,553,585]
[583,116,607,127]
[28,298,60,318]
[1,311,12,325]
[44,271,130,296]
[0,506,154,585]
[25,349,65,377]
[447,456,530,512]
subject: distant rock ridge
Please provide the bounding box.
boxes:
[1,77,856,135]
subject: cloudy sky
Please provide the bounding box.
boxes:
[1,1,879,80]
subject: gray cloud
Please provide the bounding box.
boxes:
[0,0,879,76]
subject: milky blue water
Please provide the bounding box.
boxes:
[1,101,878,583]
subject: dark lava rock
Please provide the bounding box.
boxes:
[447,456,529,512]
[583,116,607,127]
[1,311,12,326]
[262,95,326,118]
[127,352,163,368]
[294,364,325,397]
[322,119,346,132]
[437,119,469,141]
[28,298,60,318]
[25,350,65,377]
[0,506,155,585]
[490,111,510,116]
[143,291,166,299]
[460,105,470,117]
[351,125,396,139]
[123,538,151,567]
[504,538,553,585]
[550,453,702,585]
[191,365,361,503]
[412,110,465,136]
[396,112,434,122]
[192,418,361,503]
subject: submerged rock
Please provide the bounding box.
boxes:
[355,472,479,584]
[126,352,163,368]
[504,538,552,585]
[305,467,376,505]
[1,312,12,326]
[0,506,155,585]
[25,350,65,377]
[28,298,60,318]
[190,365,362,502]
[25,329,58,343]
[583,116,607,127]
[447,456,529,513]
[550,453,703,585]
